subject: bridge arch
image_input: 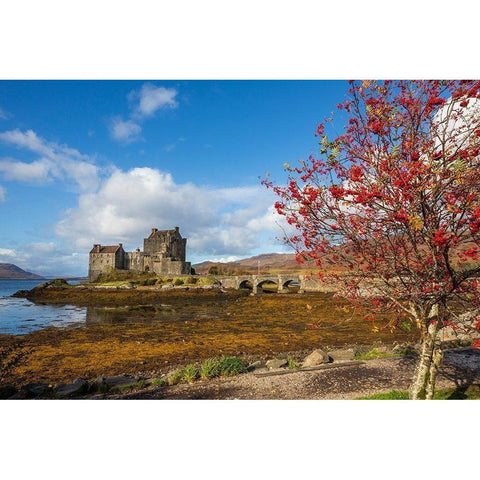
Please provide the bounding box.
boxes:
[281,279,300,291]
[257,279,278,293]
[239,279,253,290]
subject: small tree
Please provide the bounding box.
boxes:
[208,265,219,276]
[264,80,480,399]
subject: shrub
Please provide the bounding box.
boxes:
[150,378,167,387]
[142,278,157,286]
[167,369,185,386]
[185,276,198,285]
[219,356,248,376]
[287,357,300,370]
[200,358,221,379]
[173,279,184,286]
[183,364,199,383]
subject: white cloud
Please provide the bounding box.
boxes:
[0,129,98,191]
[0,185,5,202]
[109,83,179,144]
[0,107,7,120]
[108,117,142,143]
[0,157,51,182]
[55,167,288,259]
[0,247,16,257]
[130,84,178,119]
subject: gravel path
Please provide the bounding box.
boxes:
[122,348,480,400]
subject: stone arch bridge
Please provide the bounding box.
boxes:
[216,274,306,294]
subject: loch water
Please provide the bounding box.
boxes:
[0,279,87,335]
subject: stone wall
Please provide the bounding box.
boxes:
[152,259,191,276]
[125,251,144,272]
[88,253,116,281]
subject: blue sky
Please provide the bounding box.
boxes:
[0,80,349,276]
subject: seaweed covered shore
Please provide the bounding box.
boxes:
[1,284,420,388]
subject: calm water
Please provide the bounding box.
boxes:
[0,279,87,335]
[0,279,230,335]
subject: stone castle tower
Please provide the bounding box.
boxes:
[88,227,191,281]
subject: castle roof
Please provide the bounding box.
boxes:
[90,245,123,254]
[148,227,181,238]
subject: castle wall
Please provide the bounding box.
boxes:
[125,251,144,272]
[89,252,116,281]
[152,259,191,276]
[115,249,125,269]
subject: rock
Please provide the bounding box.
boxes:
[11,289,30,298]
[55,378,88,397]
[0,385,18,399]
[328,348,355,362]
[161,285,174,290]
[266,358,288,370]
[303,349,330,367]
[248,360,266,371]
[92,375,138,392]
[375,345,389,353]
[20,382,49,398]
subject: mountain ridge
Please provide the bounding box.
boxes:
[0,263,45,280]
[193,252,311,274]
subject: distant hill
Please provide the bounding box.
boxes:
[193,253,314,275]
[0,263,45,280]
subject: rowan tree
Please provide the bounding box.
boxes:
[264,80,480,399]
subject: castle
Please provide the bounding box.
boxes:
[88,227,191,281]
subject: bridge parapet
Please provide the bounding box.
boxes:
[215,274,305,294]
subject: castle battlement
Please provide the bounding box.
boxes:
[88,227,191,281]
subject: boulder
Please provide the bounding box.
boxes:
[55,378,88,397]
[328,348,355,362]
[303,349,330,367]
[20,382,50,398]
[93,375,138,392]
[266,358,288,370]
[11,289,30,298]
[248,360,266,371]
[0,385,18,399]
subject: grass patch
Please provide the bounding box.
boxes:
[358,384,480,400]
[218,356,248,376]
[183,364,199,383]
[173,279,184,286]
[358,390,409,400]
[167,369,185,386]
[355,348,393,361]
[200,358,222,379]
[150,377,167,387]
[287,357,300,370]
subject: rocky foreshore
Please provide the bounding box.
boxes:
[2,344,478,400]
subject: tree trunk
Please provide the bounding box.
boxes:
[425,345,443,399]
[409,309,440,400]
